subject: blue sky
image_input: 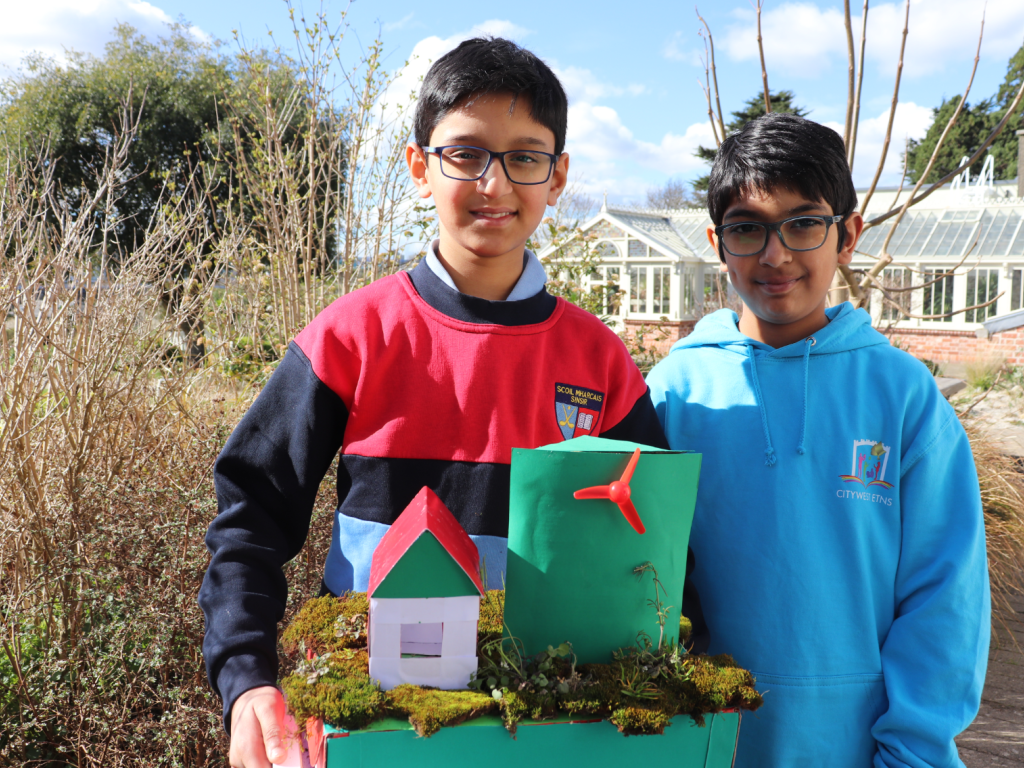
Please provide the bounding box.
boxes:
[3,0,1022,205]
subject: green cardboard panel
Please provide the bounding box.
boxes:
[374,533,478,598]
[503,436,701,663]
[325,712,739,768]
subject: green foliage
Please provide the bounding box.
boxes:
[280,592,763,738]
[906,43,1024,183]
[0,23,236,252]
[0,424,230,766]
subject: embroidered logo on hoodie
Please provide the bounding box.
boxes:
[555,383,604,440]
[839,440,894,488]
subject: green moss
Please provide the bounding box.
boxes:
[280,592,763,738]
[280,650,387,731]
[478,590,504,644]
[281,593,368,657]
[609,705,673,735]
[388,685,498,737]
[679,615,692,644]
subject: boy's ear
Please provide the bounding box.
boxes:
[406,143,433,200]
[706,224,726,265]
[546,153,570,207]
[838,211,864,266]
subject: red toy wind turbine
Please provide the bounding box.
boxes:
[572,447,646,534]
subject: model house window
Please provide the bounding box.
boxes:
[965,268,999,323]
[879,268,912,321]
[1012,269,1022,311]
[400,622,443,657]
[652,267,671,315]
[922,269,954,322]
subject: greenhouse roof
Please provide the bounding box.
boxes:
[854,206,1024,260]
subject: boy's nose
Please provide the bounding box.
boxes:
[476,159,513,195]
[759,230,793,268]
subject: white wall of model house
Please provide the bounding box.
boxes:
[367,595,480,691]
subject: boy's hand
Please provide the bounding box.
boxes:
[229,686,287,767]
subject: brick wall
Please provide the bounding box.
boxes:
[883,326,1024,366]
[631,320,1024,366]
[621,319,696,358]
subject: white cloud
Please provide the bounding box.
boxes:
[382,20,535,123]
[721,2,846,77]
[825,101,934,187]
[0,0,207,73]
[720,0,1024,80]
[555,66,647,101]
[566,101,715,198]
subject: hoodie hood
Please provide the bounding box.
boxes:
[671,302,889,358]
[667,303,889,466]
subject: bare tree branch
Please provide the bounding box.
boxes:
[859,0,910,215]
[698,35,722,147]
[843,0,856,147]
[848,0,869,169]
[754,0,771,113]
[697,8,726,141]
[864,72,1024,233]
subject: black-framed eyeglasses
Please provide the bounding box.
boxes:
[420,145,559,185]
[714,215,844,257]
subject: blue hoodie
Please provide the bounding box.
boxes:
[646,304,989,768]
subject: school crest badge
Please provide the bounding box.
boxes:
[554,383,605,441]
[839,439,894,488]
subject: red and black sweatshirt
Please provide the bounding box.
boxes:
[199,258,707,729]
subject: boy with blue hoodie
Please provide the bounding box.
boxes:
[647,113,989,768]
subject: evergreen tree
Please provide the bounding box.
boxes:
[905,43,1023,183]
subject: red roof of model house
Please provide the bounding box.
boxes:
[367,486,485,598]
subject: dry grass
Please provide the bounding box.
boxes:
[965,420,1024,635]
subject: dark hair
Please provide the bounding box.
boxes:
[413,37,568,155]
[707,112,857,253]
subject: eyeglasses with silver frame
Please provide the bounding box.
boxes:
[420,145,560,185]
[714,215,845,257]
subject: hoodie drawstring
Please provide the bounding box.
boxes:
[748,336,815,467]
[746,345,777,467]
[796,336,815,456]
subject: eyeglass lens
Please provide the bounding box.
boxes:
[722,217,830,256]
[437,147,553,184]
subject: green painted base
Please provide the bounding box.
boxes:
[324,712,740,767]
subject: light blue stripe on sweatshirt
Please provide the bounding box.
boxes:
[323,512,507,595]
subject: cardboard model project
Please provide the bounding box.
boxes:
[367,487,485,691]
[503,436,701,664]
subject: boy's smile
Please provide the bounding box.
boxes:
[707,187,862,348]
[406,93,569,300]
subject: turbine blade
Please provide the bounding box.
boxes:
[617,499,646,534]
[620,447,641,484]
[574,485,612,499]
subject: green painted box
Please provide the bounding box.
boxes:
[313,712,741,768]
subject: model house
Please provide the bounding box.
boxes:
[366,486,484,691]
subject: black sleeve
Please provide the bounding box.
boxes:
[600,386,671,449]
[602,387,710,653]
[683,548,711,654]
[197,342,347,730]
